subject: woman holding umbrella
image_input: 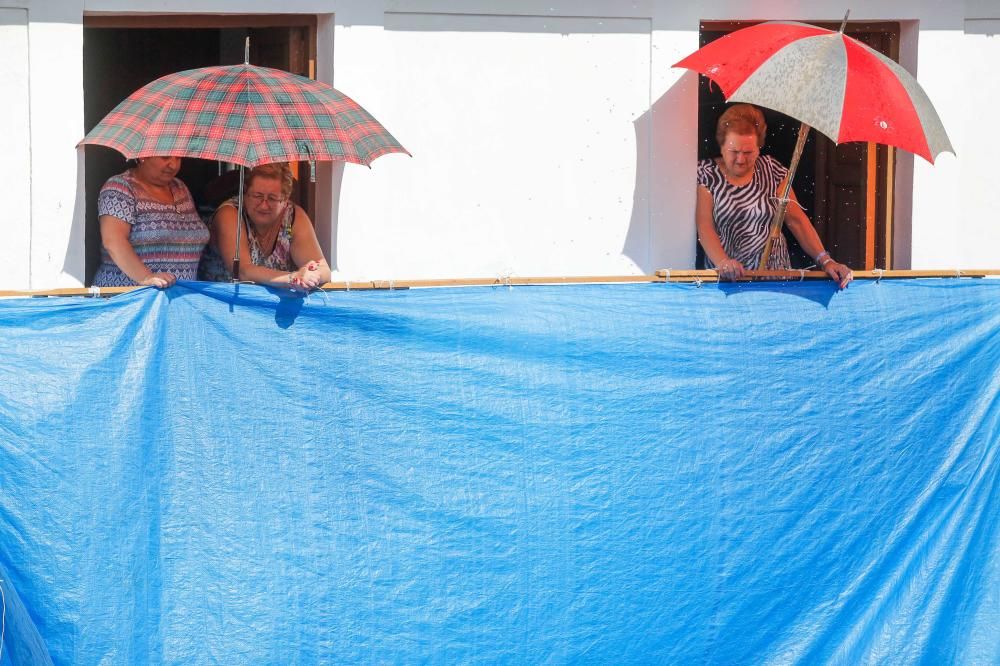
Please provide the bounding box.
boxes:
[696,104,853,288]
[199,162,331,290]
[93,156,210,288]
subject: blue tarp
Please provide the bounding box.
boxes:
[0,280,998,664]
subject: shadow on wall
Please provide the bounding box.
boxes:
[316,160,344,273]
[62,149,87,285]
[622,71,698,273]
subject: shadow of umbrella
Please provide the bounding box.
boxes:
[270,289,306,329]
[715,279,838,308]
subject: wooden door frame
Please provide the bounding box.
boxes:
[699,20,901,269]
[84,14,317,30]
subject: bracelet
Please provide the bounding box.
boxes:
[814,250,830,265]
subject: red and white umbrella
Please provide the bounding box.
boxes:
[674,19,952,163]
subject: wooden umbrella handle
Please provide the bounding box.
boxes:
[759,122,811,270]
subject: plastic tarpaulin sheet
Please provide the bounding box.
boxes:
[0,280,998,664]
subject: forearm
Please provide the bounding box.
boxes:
[785,209,852,288]
[785,214,829,264]
[103,236,155,283]
[697,217,731,265]
[695,187,734,266]
[236,262,301,289]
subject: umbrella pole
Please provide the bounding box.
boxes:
[231,37,252,282]
[758,122,811,270]
[232,164,245,281]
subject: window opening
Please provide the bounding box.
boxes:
[696,20,901,271]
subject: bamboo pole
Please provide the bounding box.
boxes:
[656,269,1000,282]
[2,270,998,298]
[758,122,811,270]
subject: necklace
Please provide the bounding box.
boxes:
[251,220,281,257]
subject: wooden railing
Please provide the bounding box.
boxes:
[1,270,997,298]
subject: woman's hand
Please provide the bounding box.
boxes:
[288,261,326,291]
[821,260,853,289]
[716,258,746,281]
[139,272,177,288]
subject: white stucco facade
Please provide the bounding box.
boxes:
[0,0,996,289]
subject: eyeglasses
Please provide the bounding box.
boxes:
[247,192,287,205]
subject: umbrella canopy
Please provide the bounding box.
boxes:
[674,20,952,163]
[79,63,408,167]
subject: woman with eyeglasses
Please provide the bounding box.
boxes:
[199,162,331,290]
[93,155,210,288]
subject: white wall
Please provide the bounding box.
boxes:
[959,18,1000,269]
[333,12,651,280]
[0,8,32,288]
[0,0,995,289]
[909,28,963,269]
[29,0,87,289]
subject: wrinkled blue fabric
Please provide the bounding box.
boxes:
[0,280,998,665]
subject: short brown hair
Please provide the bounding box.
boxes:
[245,162,294,199]
[715,104,766,149]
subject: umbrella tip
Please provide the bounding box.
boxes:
[244,36,250,65]
[839,10,850,33]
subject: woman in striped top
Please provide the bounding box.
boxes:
[93,156,209,288]
[696,104,852,288]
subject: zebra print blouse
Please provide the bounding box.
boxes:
[697,154,791,270]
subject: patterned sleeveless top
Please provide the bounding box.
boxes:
[198,197,296,282]
[697,154,791,270]
[92,171,210,286]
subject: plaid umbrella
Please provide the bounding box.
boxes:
[79,63,408,167]
[81,45,407,281]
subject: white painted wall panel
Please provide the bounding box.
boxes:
[908,29,964,269]
[0,9,31,289]
[332,13,651,280]
[27,1,86,289]
[959,21,1000,268]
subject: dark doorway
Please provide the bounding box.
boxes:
[82,16,316,285]
[696,21,900,271]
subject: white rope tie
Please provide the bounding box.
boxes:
[694,277,703,288]
[873,268,884,284]
[768,195,808,213]
[798,268,806,282]
[663,269,670,281]
[88,285,101,297]
[344,280,350,292]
